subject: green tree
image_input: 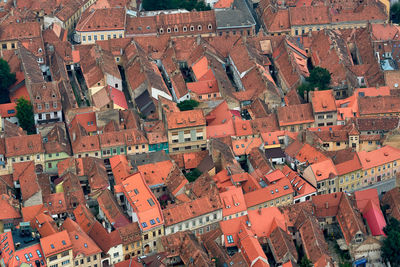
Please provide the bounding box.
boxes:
[16,97,36,135]
[0,58,16,104]
[185,168,202,182]
[306,67,331,90]
[391,2,400,23]
[177,99,199,111]
[299,256,313,267]
[382,218,400,266]
[297,82,314,99]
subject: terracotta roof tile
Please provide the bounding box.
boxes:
[40,230,73,257]
[277,103,314,126]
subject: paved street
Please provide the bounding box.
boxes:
[349,178,396,197]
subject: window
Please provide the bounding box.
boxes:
[88,35,92,41]
[45,103,50,109]
[2,44,6,49]
[208,24,212,30]
[113,34,117,38]
[198,25,202,31]
[61,251,69,257]
[37,104,42,110]
[62,260,70,265]
[190,25,194,31]
[183,26,187,32]
[167,28,171,33]
[49,255,58,261]
[101,35,104,40]
[227,235,234,244]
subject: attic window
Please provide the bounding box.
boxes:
[167,28,171,33]
[50,244,54,249]
[150,219,156,225]
[284,185,289,190]
[208,24,212,30]
[62,240,66,245]
[84,243,88,248]
[75,235,79,239]
[146,26,151,30]
[190,25,194,31]
[198,25,202,31]
[159,28,164,34]
[183,26,187,32]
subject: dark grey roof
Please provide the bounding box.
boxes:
[215,0,256,29]
[128,150,170,167]
[265,147,285,159]
[135,90,156,116]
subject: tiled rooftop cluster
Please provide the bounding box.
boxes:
[0,0,400,266]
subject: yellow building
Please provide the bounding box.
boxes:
[277,103,314,132]
[166,109,207,153]
[5,134,45,172]
[40,231,74,267]
[117,223,143,260]
[75,7,126,45]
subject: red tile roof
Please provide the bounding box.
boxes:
[122,172,164,231]
[76,7,125,32]
[219,186,247,217]
[40,230,73,257]
[357,145,400,170]
[166,109,205,129]
[5,134,44,157]
[310,90,336,113]
[62,218,102,258]
[277,103,314,126]
[244,177,293,208]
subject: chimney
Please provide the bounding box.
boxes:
[325,202,329,209]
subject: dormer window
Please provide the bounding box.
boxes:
[45,103,49,109]
[190,25,194,31]
[37,104,42,110]
[38,48,42,53]
[174,26,178,32]
[198,25,202,31]
[36,95,41,100]
[208,24,212,30]
[159,28,164,34]
[53,102,57,108]
[52,93,56,98]
[183,26,187,32]
[167,28,171,33]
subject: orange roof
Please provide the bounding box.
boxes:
[191,56,209,80]
[72,112,97,133]
[277,103,314,126]
[122,172,164,231]
[163,194,221,226]
[183,150,208,170]
[206,101,233,126]
[233,118,253,137]
[76,7,125,32]
[187,79,219,95]
[244,177,294,208]
[62,218,101,258]
[247,207,286,238]
[21,204,47,223]
[10,84,30,102]
[310,90,336,113]
[40,230,73,257]
[354,188,380,213]
[232,137,262,156]
[296,144,328,164]
[310,159,338,182]
[357,145,400,170]
[264,169,286,184]
[214,0,234,8]
[166,109,205,130]
[110,155,132,185]
[207,120,235,139]
[282,166,316,199]
[219,186,247,217]
[137,160,174,187]
[219,215,248,247]
[260,131,285,146]
[0,102,17,118]
[0,194,21,220]
[334,153,362,176]
[5,134,44,157]
[238,224,270,267]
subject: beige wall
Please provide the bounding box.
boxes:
[168,125,207,153]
